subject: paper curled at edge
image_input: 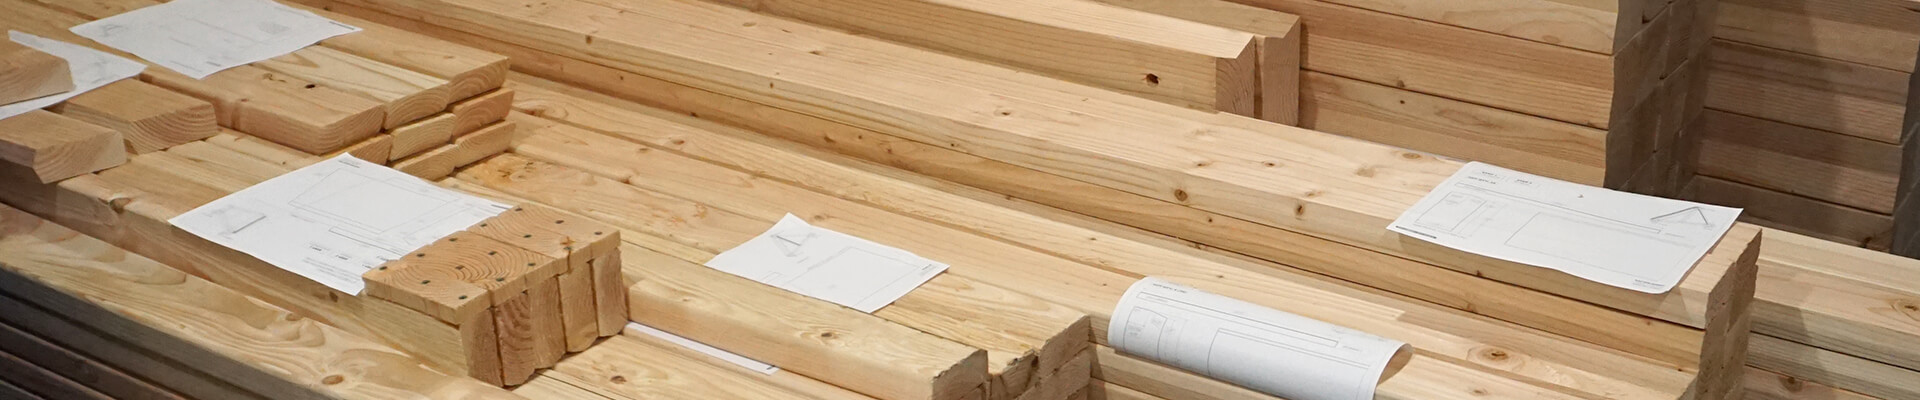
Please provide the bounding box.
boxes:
[1108,277,1411,400]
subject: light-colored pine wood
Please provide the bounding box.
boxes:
[1079,0,1301,124]
[0,348,114,400]
[1714,0,1920,73]
[0,295,260,400]
[0,40,69,105]
[1685,176,1892,250]
[330,133,395,163]
[390,113,459,161]
[254,45,452,129]
[1706,39,1908,145]
[0,110,125,183]
[51,80,217,154]
[501,75,1730,391]
[1299,71,1608,184]
[1082,380,1163,400]
[588,251,625,337]
[1748,334,1920,400]
[618,243,990,400]
[452,89,517,137]
[1013,349,1092,400]
[363,248,498,325]
[554,267,597,352]
[0,322,187,400]
[0,0,383,154]
[289,1,512,100]
[526,276,566,367]
[542,335,840,399]
[493,292,539,387]
[1742,366,1880,400]
[331,0,1750,337]
[466,202,619,349]
[0,204,524,399]
[394,120,515,180]
[1697,109,1898,214]
[0,154,498,384]
[699,0,1261,118]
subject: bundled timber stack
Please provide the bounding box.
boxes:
[0,110,126,183]
[6,0,514,178]
[299,0,1770,398]
[1683,0,1916,252]
[0,40,70,104]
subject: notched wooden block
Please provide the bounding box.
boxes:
[0,40,71,105]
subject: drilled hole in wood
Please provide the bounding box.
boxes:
[1144,73,1160,85]
[420,280,431,285]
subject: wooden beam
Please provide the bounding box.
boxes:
[451,88,517,137]
[0,39,70,104]
[1077,0,1301,124]
[0,110,126,183]
[393,120,515,180]
[0,204,525,399]
[1706,40,1908,145]
[697,0,1262,119]
[1742,365,1880,400]
[289,1,512,100]
[1714,0,1920,73]
[50,80,217,154]
[619,244,989,400]
[1747,334,1920,400]
[1684,176,1892,251]
[0,348,114,400]
[498,75,1731,396]
[541,335,849,399]
[390,113,458,161]
[253,46,452,129]
[1697,109,1899,214]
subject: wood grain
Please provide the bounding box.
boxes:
[0,39,69,104]
[0,110,126,183]
[52,80,217,154]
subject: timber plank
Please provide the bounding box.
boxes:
[393,120,515,180]
[0,322,185,400]
[1706,40,1908,144]
[253,45,452,129]
[542,335,826,399]
[0,39,69,105]
[1714,0,1920,73]
[1697,110,1898,214]
[451,89,516,137]
[700,0,1263,117]
[1081,0,1302,124]
[1685,176,1893,251]
[0,110,126,183]
[0,348,113,400]
[51,80,218,154]
[0,204,524,399]
[290,1,513,100]
[390,113,458,161]
[1748,334,1920,400]
[619,244,990,400]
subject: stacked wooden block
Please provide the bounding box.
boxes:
[363,204,625,386]
[1685,0,1915,252]
[0,40,70,104]
[2,0,516,181]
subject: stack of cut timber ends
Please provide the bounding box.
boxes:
[6,0,515,179]
[307,0,1765,399]
[697,0,1300,124]
[1689,0,1915,251]
[0,39,70,104]
[363,203,628,385]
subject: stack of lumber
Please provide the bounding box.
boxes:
[0,40,70,104]
[1683,0,1917,252]
[1136,0,1711,192]
[2,0,516,180]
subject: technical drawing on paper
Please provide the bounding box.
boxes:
[70,0,360,78]
[705,214,949,313]
[1650,206,1715,229]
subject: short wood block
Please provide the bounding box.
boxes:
[389,113,457,161]
[52,80,217,154]
[0,40,70,105]
[0,110,126,183]
[393,120,515,180]
[491,291,538,386]
[450,88,514,136]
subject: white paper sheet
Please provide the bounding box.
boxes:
[706,214,948,313]
[170,154,510,294]
[1388,162,1741,293]
[1108,277,1411,400]
[0,32,145,120]
[70,0,359,79]
[624,322,780,375]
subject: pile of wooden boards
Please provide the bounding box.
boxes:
[0,0,517,181]
[0,40,70,104]
[1689,0,1916,252]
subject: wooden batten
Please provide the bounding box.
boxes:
[451,88,517,136]
[50,80,217,154]
[0,39,71,105]
[393,120,515,180]
[290,1,512,100]
[0,110,126,184]
[390,113,459,161]
[1082,0,1300,125]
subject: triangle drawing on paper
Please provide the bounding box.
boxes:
[774,231,816,257]
[1650,207,1713,228]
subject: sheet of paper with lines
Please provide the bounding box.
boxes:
[1388,162,1740,293]
[71,0,358,79]
[170,154,510,294]
[705,214,948,313]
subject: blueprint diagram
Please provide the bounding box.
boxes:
[171,154,509,294]
[705,214,949,313]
